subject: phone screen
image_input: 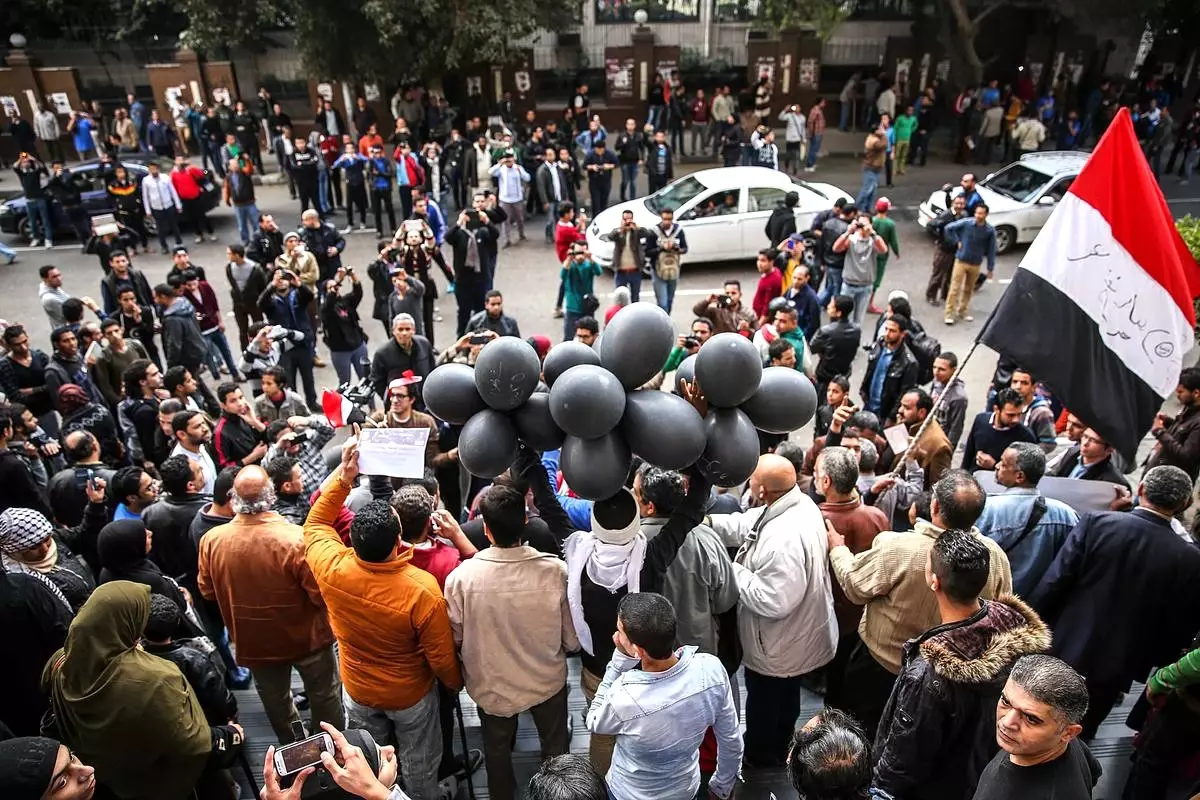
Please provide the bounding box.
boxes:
[469,334,491,345]
[277,734,330,775]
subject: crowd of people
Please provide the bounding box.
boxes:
[1,72,1200,800]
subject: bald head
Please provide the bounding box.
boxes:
[231,466,275,515]
[752,454,798,502]
[64,430,98,463]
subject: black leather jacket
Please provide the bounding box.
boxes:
[298,222,347,280]
[809,318,862,382]
[143,638,238,725]
[859,339,920,422]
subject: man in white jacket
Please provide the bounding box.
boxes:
[707,453,838,768]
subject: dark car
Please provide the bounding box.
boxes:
[0,155,220,242]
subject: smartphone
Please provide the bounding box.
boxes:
[469,334,491,345]
[273,732,333,777]
[85,341,103,363]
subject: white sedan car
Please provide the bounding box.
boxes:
[585,166,853,268]
[917,150,1089,254]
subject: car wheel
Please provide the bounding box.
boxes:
[994,225,1016,255]
[16,215,33,243]
[143,214,157,236]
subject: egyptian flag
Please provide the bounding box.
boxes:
[978,107,1200,460]
[322,389,365,428]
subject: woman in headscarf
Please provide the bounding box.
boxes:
[58,384,123,467]
[0,506,99,612]
[0,734,97,799]
[40,581,245,800]
[95,519,202,640]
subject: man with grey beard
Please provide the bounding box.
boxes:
[197,464,343,742]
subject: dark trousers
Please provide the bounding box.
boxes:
[232,303,262,352]
[297,183,320,216]
[43,138,66,163]
[1080,680,1125,741]
[328,169,343,207]
[927,248,955,304]
[1124,693,1200,800]
[823,631,861,713]
[909,131,929,166]
[182,197,214,235]
[589,181,610,214]
[346,184,368,226]
[843,640,897,741]
[372,190,396,234]
[884,153,893,186]
[647,172,668,194]
[451,171,468,210]
[116,209,149,248]
[477,685,569,800]
[151,207,184,250]
[613,269,642,303]
[743,668,803,767]
[398,187,415,221]
[422,295,438,348]
[455,279,488,337]
[280,346,317,407]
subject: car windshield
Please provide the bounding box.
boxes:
[645,176,707,214]
[981,164,1053,203]
[791,179,833,200]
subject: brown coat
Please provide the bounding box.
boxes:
[197,511,334,667]
[862,132,887,170]
[820,497,889,632]
[890,417,953,486]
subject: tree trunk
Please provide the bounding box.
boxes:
[943,0,990,86]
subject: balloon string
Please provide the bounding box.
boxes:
[888,339,982,478]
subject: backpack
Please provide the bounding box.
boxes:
[908,330,942,385]
[654,224,682,281]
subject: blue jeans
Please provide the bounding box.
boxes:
[620,162,639,201]
[855,169,880,213]
[652,273,677,313]
[818,266,843,306]
[232,203,260,244]
[26,197,54,243]
[318,170,332,214]
[330,342,369,386]
[544,201,559,242]
[806,134,822,168]
[344,686,441,800]
[843,281,873,328]
[615,269,642,303]
[563,309,583,342]
[203,142,225,177]
[204,329,239,377]
[1185,148,1199,181]
[839,104,851,131]
[0,240,15,262]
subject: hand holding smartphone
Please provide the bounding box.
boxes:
[273,732,334,777]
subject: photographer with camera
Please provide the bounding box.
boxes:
[560,242,603,343]
[258,268,320,412]
[601,209,649,303]
[661,318,714,376]
[264,414,336,498]
[437,329,498,368]
[322,267,370,387]
[692,279,754,336]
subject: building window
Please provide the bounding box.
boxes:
[595,0,701,23]
[714,0,762,22]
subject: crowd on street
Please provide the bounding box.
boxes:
[0,67,1199,800]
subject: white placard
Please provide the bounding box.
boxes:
[357,427,430,479]
[212,87,232,106]
[50,92,73,114]
[316,83,334,102]
[974,471,1125,514]
[883,423,910,456]
[364,83,381,102]
[0,96,18,117]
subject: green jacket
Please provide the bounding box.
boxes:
[1149,645,1200,704]
[873,215,901,268]
[894,114,919,142]
[663,345,688,374]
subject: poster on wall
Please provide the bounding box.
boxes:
[1028,62,1044,87]
[49,92,72,114]
[936,59,951,81]
[798,58,817,89]
[364,83,381,102]
[0,96,18,117]
[755,56,777,85]
[315,83,333,102]
[895,58,913,101]
[514,70,532,97]
[606,57,635,100]
[466,76,483,97]
[212,87,231,106]
[655,59,678,84]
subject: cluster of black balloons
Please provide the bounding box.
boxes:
[423,304,817,500]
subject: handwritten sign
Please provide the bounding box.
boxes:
[358,427,430,479]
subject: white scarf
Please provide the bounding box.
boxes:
[564,531,646,655]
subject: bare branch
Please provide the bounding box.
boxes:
[971,0,1008,27]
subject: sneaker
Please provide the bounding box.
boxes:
[45,241,54,249]
[312,355,327,368]
[358,223,367,230]
[206,234,218,242]
[944,317,955,325]
[194,235,204,244]
[160,247,169,254]
[964,315,974,322]
[552,307,564,319]
[341,225,353,235]
[29,239,41,248]
[435,315,443,322]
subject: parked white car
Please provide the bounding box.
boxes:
[585,166,853,268]
[917,151,1089,254]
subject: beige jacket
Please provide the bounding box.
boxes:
[828,519,1012,673]
[444,545,579,717]
[1011,118,1046,151]
[275,250,320,291]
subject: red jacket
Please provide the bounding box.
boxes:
[170,166,206,202]
[554,221,586,263]
[408,540,468,590]
[318,136,340,168]
[392,152,426,188]
[752,268,784,320]
[185,281,222,333]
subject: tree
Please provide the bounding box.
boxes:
[757,0,851,39]
[173,0,580,88]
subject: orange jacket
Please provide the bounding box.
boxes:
[303,474,462,709]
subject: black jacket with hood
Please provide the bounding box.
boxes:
[871,595,1052,800]
[765,205,797,247]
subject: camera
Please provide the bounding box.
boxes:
[717,294,734,309]
[683,335,701,349]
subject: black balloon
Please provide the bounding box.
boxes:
[695,333,764,407]
[543,341,602,387]
[599,303,675,389]
[423,363,487,424]
[561,431,632,501]
[740,367,819,434]
[473,337,542,411]
[674,353,697,395]
[512,393,566,451]
[457,410,518,478]
[700,408,760,487]
[548,364,626,439]
[620,390,706,469]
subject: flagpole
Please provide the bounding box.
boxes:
[888,339,983,477]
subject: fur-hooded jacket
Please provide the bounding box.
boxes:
[871,594,1052,800]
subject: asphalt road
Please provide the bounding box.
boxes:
[3,154,1199,446]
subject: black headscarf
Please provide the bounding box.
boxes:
[96,520,184,608]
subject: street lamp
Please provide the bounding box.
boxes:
[634,8,649,28]
[9,33,28,50]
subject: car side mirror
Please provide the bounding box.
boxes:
[1037,195,1057,206]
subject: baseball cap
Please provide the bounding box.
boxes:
[875,198,891,212]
